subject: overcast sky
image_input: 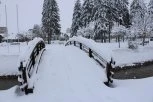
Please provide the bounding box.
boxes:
[0,0,150,34]
[0,0,83,34]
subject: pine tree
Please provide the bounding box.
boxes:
[93,0,119,42]
[42,0,61,44]
[148,0,153,33]
[130,0,148,46]
[130,0,147,32]
[81,0,94,27]
[33,24,43,38]
[93,0,108,42]
[71,0,82,37]
[117,0,130,27]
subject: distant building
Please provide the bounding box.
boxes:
[59,33,69,41]
[66,28,71,34]
[0,27,7,37]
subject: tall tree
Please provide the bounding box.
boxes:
[42,0,61,44]
[117,0,130,27]
[81,0,94,27]
[93,0,119,42]
[71,0,82,37]
[93,0,108,42]
[148,0,153,34]
[130,0,147,33]
[130,0,148,46]
[33,24,43,38]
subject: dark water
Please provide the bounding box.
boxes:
[113,64,153,79]
[0,78,19,90]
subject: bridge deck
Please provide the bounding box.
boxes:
[0,44,153,102]
[36,44,106,102]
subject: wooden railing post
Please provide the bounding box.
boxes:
[37,46,39,55]
[89,48,93,58]
[70,41,71,45]
[32,53,35,67]
[80,43,82,50]
[18,40,45,95]
[74,41,76,46]
[18,62,24,90]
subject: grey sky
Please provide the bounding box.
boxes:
[0,0,150,34]
[0,0,83,34]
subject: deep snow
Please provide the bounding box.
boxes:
[0,44,153,102]
[0,42,28,75]
[69,36,153,67]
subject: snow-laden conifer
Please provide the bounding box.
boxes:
[71,0,82,37]
[42,0,61,44]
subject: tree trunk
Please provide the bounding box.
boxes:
[118,35,120,48]
[142,34,146,46]
[104,32,106,43]
[108,22,111,43]
[123,36,125,42]
[101,32,104,43]
[48,33,51,44]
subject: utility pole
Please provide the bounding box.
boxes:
[16,4,19,33]
[5,4,9,53]
[0,0,1,25]
[16,4,20,52]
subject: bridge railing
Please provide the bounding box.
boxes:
[65,40,114,68]
[18,38,45,95]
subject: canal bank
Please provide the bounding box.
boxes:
[0,76,18,90]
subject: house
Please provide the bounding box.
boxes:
[0,27,7,37]
[0,34,3,43]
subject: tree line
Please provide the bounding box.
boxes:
[71,0,153,43]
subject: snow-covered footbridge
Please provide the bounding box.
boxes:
[18,37,114,95]
[1,37,153,102]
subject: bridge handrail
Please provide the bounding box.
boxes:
[65,37,115,68]
[18,38,45,95]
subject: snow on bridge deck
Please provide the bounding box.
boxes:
[0,44,153,102]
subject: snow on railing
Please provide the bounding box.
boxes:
[65,36,115,68]
[65,36,116,86]
[18,38,45,95]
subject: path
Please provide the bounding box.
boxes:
[34,45,106,102]
[0,44,153,102]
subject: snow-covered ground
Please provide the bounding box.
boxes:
[0,44,153,102]
[0,42,28,75]
[97,41,153,67]
[69,36,153,67]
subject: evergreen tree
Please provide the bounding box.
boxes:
[130,0,147,33]
[93,0,119,42]
[33,24,43,38]
[71,0,82,37]
[42,0,61,44]
[81,0,94,27]
[148,0,153,33]
[117,0,130,27]
[93,0,108,42]
[130,0,149,46]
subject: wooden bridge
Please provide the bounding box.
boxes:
[18,38,115,95]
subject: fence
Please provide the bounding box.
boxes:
[65,40,115,69]
[18,39,45,95]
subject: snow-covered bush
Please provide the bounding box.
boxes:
[111,24,129,37]
[128,40,138,50]
[77,22,94,39]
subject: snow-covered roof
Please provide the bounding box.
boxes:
[65,33,71,37]
[4,34,18,39]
